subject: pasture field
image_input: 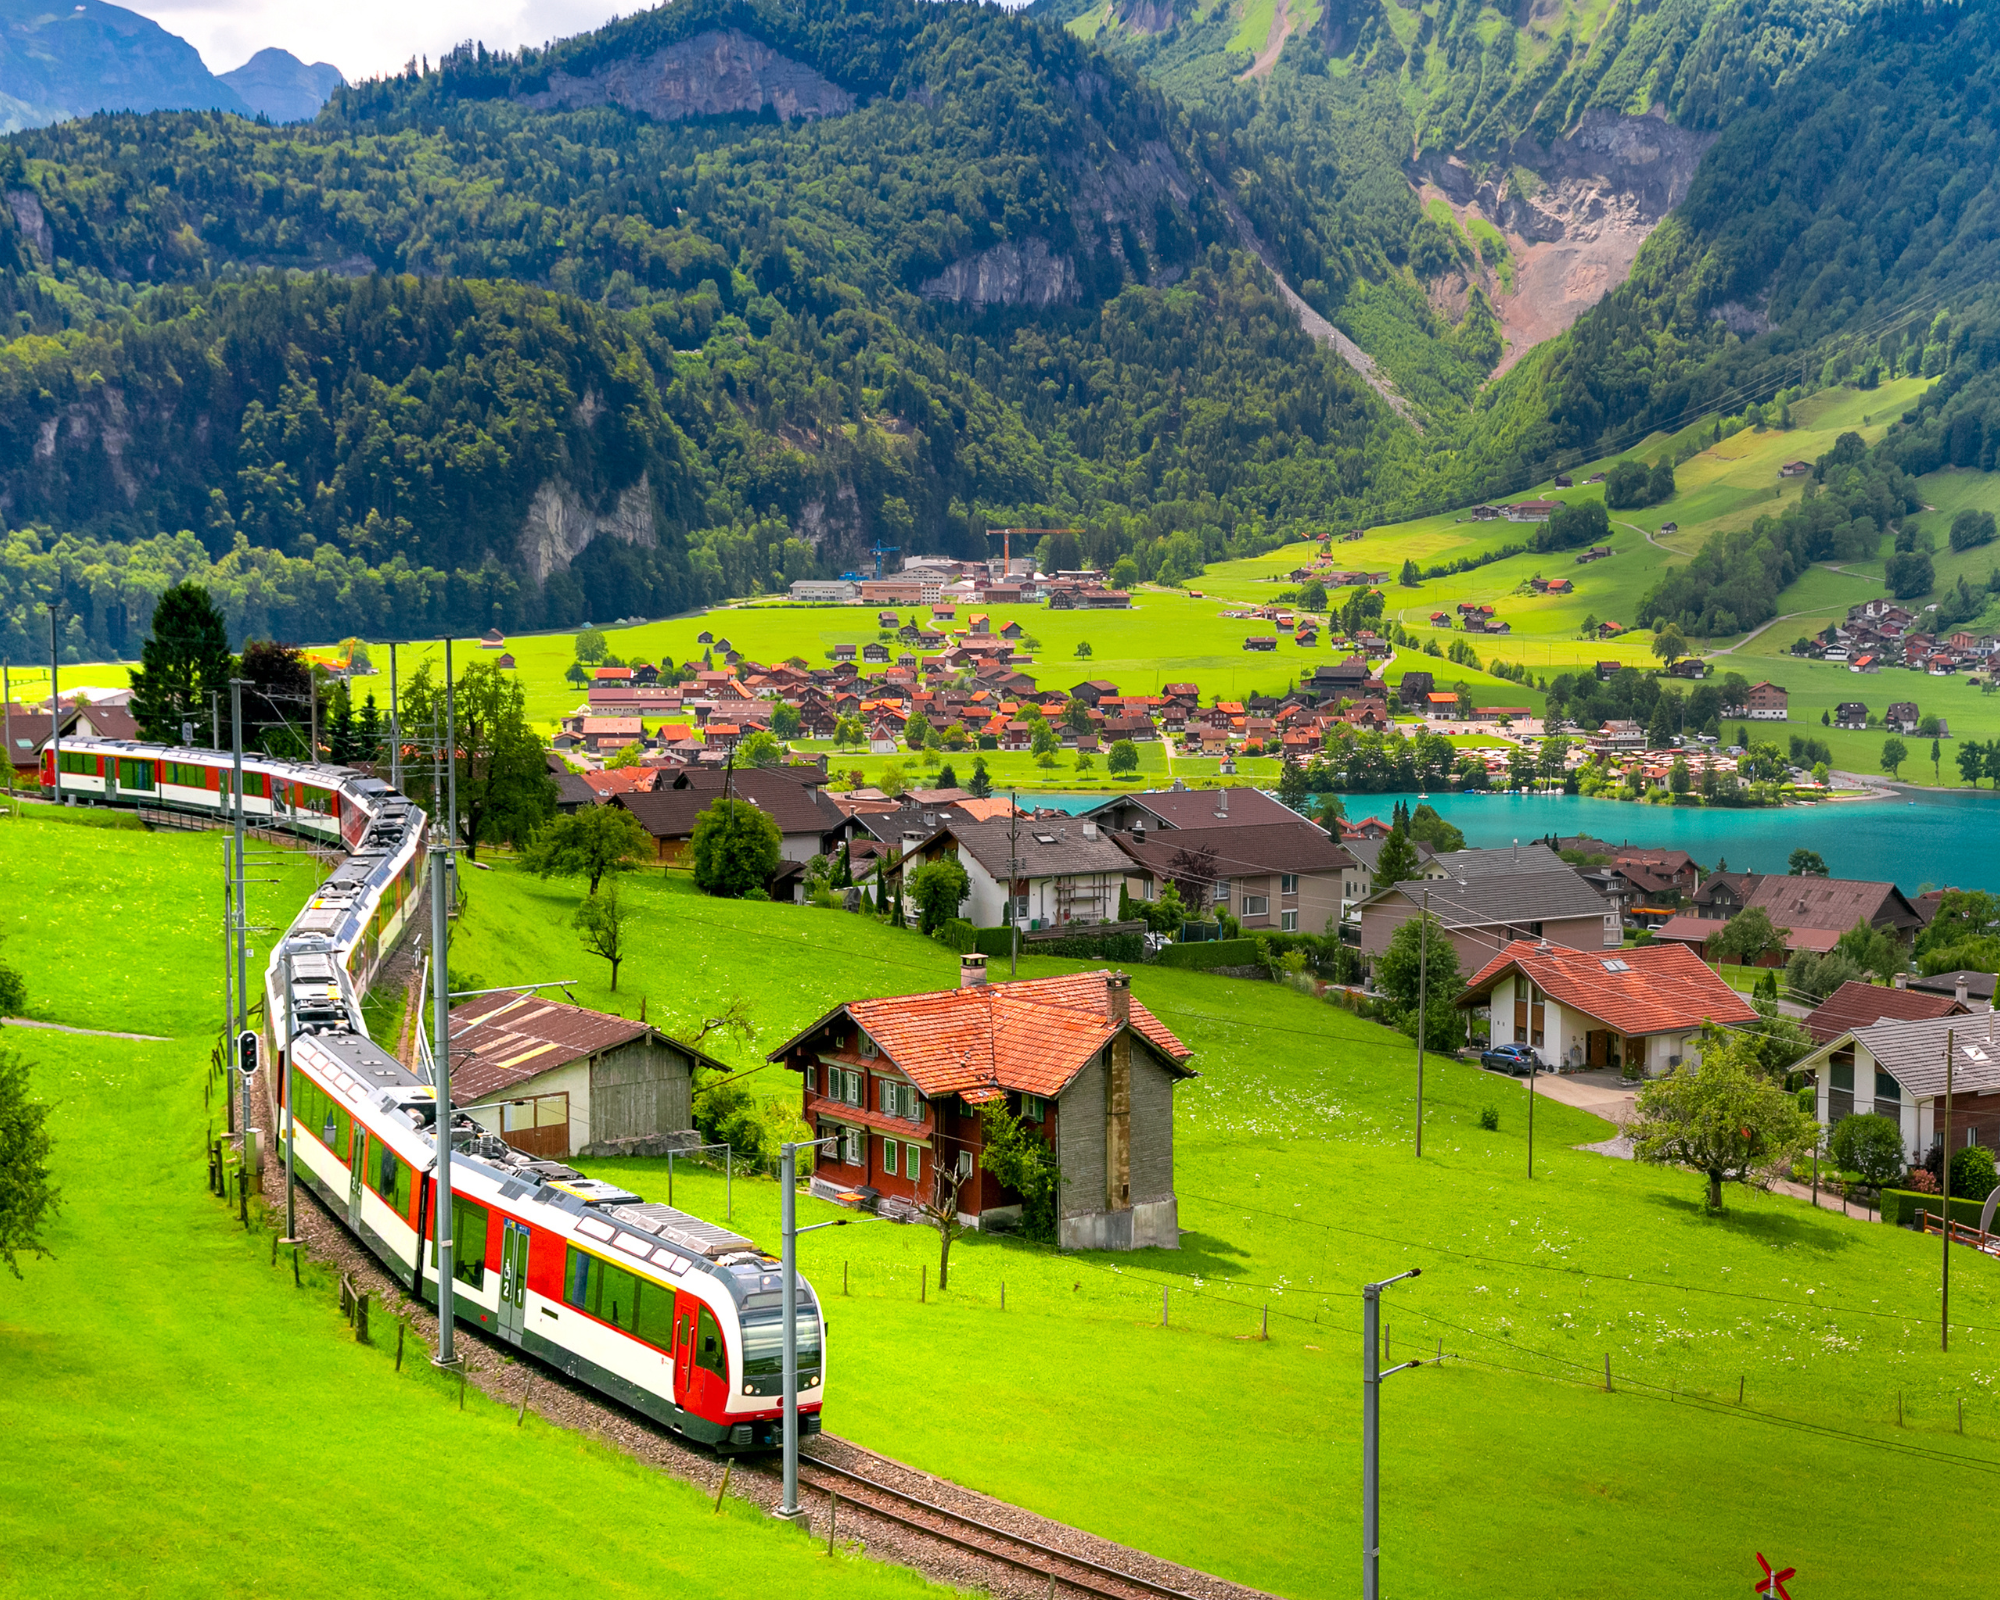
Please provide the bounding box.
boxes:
[446,861,2000,1598]
[0,814,949,1600]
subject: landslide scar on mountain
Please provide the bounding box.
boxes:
[1412,111,1716,377]
[519,28,854,122]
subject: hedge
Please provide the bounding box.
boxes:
[937,919,978,955]
[970,926,1145,962]
[1156,938,1262,970]
[1879,1189,1998,1229]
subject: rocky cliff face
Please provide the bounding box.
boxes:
[922,130,1196,308]
[520,28,853,122]
[920,237,1079,308]
[1416,111,1716,246]
[1413,112,1719,375]
[517,476,656,583]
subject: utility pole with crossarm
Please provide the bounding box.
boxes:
[1363,1268,1434,1600]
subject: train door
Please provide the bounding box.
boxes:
[348,1130,367,1229]
[673,1292,699,1403]
[497,1221,529,1344]
[678,1292,727,1417]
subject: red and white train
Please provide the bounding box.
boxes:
[46,736,824,1451]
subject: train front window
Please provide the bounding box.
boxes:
[739,1294,821,1379]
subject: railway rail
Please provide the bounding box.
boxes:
[786,1449,1215,1600]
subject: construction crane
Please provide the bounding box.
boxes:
[870,540,900,580]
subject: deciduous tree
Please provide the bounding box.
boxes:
[0,1047,60,1276]
[689,797,782,897]
[573,879,634,991]
[1630,1028,1819,1208]
[523,804,654,894]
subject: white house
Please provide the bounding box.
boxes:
[1456,938,1759,1076]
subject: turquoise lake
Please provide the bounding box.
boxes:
[1376,788,2000,892]
[1021,786,2000,891]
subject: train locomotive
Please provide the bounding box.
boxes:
[45,736,824,1451]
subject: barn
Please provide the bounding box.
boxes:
[448,991,725,1159]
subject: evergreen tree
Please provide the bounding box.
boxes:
[355,693,383,763]
[1372,819,1421,890]
[128,582,233,746]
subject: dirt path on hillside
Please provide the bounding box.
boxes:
[1243,0,1293,78]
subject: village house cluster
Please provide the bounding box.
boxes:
[1795,596,1997,685]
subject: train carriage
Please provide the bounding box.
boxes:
[44,735,821,1451]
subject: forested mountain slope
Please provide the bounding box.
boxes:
[1035,0,1872,402]
[0,0,1404,661]
[1435,0,2000,499]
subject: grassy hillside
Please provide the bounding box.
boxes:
[0,814,942,1600]
[447,860,2000,1597]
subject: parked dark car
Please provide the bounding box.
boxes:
[1480,1042,1541,1076]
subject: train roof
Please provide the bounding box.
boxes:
[292,1025,789,1305]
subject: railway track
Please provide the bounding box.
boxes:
[789,1449,1211,1600]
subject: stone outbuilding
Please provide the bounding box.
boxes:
[449,990,724,1159]
[769,959,1196,1250]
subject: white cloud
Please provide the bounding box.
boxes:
[117,0,625,85]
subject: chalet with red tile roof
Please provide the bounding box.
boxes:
[1457,939,1758,1075]
[771,961,1195,1248]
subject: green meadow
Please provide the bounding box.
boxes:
[447,860,2000,1598]
[0,814,950,1600]
[9,813,2000,1595]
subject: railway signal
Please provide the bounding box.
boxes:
[236,1030,260,1079]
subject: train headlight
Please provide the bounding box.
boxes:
[744,1384,753,1395]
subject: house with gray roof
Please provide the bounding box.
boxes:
[1353,843,1619,971]
[1798,1011,2000,1161]
[900,816,1135,930]
[1111,818,1356,934]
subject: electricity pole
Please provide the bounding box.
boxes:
[1008,791,1022,977]
[431,809,457,1366]
[1362,1268,1428,1600]
[231,676,251,1141]
[1415,889,1429,1158]
[776,1134,877,1523]
[281,949,299,1245]
[1944,1027,1955,1351]
[444,636,459,908]
[388,642,402,790]
[47,603,61,805]
[1526,1047,1538,1179]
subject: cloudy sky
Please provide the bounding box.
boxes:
[120,0,628,83]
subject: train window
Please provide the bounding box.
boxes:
[695,1306,726,1378]
[115,758,154,790]
[739,1296,819,1378]
[166,762,209,787]
[565,1246,595,1313]
[634,1282,676,1351]
[430,1195,488,1290]
[367,1141,412,1217]
[57,752,96,774]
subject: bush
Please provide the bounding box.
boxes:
[1478,1105,1499,1131]
[1828,1112,1904,1187]
[1951,1143,1999,1201]
[936,918,978,955]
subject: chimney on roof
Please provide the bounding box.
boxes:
[1894,972,1908,989]
[1216,790,1229,819]
[960,953,988,989]
[1958,975,1971,1004]
[1133,817,1147,840]
[1083,820,1098,841]
[1105,971,1131,1026]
